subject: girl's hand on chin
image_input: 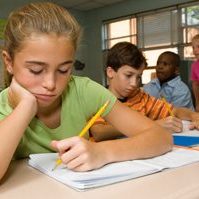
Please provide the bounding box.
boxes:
[8,78,37,112]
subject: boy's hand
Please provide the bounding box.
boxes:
[8,78,38,115]
[156,116,183,133]
[189,112,199,130]
[51,137,107,171]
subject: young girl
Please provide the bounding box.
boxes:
[0,2,172,180]
[191,34,199,111]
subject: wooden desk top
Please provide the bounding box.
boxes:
[1,159,199,199]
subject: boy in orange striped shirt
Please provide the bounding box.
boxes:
[90,42,199,141]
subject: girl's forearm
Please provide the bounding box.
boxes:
[98,125,173,164]
[0,100,36,180]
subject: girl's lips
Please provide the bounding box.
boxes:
[34,94,56,101]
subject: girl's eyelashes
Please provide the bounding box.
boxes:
[29,68,43,74]
[58,66,72,74]
[27,65,72,75]
[58,69,69,74]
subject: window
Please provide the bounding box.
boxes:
[139,10,178,49]
[181,5,199,59]
[103,18,137,49]
[102,2,199,84]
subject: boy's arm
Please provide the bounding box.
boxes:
[192,81,199,111]
[173,106,199,129]
[90,123,124,142]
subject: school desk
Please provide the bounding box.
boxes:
[1,159,199,199]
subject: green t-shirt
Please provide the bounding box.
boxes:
[0,76,116,158]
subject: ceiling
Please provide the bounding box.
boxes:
[52,0,128,11]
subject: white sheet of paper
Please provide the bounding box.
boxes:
[28,147,199,191]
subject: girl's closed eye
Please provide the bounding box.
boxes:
[28,66,43,75]
[58,66,72,74]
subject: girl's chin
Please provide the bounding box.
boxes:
[37,97,61,109]
[37,99,54,107]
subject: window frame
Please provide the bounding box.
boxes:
[102,2,199,85]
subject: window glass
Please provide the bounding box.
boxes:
[108,37,130,48]
[184,46,194,59]
[143,48,178,66]
[142,68,156,84]
[187,5,199,26]
[142,11,177,48]
[109,19,130,38]
[183,27,199,43]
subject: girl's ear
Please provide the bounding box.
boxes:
[2,50,13,74]
[106,66,115,79]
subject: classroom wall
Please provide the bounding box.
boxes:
[84,0,195,84]
[0,0,195,85]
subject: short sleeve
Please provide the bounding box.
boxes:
[191,61,199,81]
[68,76,117,120]
[0,89,12,121]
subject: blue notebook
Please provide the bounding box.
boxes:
[173,121,199,147]
[173,135,199,147]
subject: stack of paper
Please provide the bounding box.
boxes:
[28,147,199,191]
[173,120,199,146]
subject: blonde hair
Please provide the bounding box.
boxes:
[3,2,81,87]
[192,34,199,43]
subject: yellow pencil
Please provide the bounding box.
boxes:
[52,100,110,171]
[161,97,174,117]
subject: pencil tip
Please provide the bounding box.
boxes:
[51,166,56,171]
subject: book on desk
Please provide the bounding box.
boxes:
[28,147,199,191]
[173,120,199,147]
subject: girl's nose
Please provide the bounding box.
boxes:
[42,74,56,91]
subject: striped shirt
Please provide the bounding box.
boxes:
[94,88,174,125]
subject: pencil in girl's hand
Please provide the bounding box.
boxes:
[51,100,110,171]
[52,159,62,171]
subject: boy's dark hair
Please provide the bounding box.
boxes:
[158,51,180,67]
[106,42,146,71]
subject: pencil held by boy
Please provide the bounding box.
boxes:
[90,42,199,142]
[0,2,173,181]
[191,34,199,112]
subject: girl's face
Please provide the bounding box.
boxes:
[5,33,75,108]
[192,39,199,60]
[107,65,145,99]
